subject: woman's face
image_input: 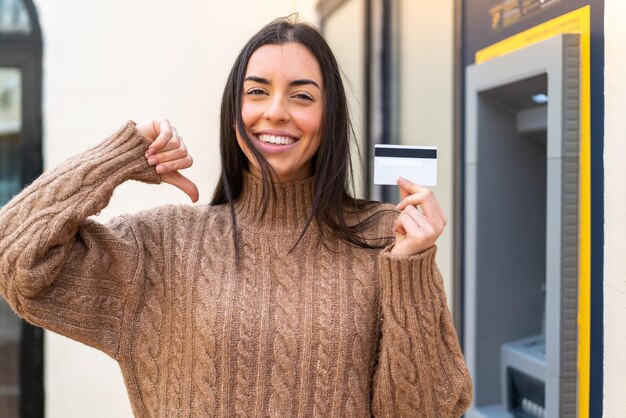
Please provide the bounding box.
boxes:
[236,42,324,182]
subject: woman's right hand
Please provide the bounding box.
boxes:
[136,119,199,203]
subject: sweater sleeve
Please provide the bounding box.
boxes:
[371,245,473,417]
[0,121,161,359]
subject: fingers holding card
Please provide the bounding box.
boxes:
[372,143,442,255]
[390,177,446,256]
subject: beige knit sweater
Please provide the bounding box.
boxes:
[0,122,471,417]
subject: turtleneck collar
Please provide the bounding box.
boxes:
[234,171,315,233]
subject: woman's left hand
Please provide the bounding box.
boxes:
[390,177,447,256]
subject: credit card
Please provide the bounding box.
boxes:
[374,145,437,186]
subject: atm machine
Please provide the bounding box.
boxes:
[463,34,581,418]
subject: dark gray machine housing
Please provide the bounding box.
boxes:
[463,34,581,418]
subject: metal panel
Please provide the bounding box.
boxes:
[464,34,581,418]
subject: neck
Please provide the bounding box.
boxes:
[234,171,315,233]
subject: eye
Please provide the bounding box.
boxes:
[293,92,314,101]
[246,87,267,96]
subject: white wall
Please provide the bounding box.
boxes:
[604,0,626,415]
[323,0,367,198]
[398,0,455,302]
[33,1,317,416]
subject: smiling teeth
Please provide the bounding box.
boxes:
[257,134,296,145]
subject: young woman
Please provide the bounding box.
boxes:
[0,18,471,417]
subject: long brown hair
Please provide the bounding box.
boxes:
[211,17,391,260]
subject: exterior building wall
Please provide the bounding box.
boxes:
[397,0,455,303]
[604,0,626,415]
[323,0,367,198]
[33,1,317,416]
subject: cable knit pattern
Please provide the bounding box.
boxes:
[164,210,193,414]
[191,214,228,417]
[312,239,335,418]
[132,214,166,416]
[0,122,472,417]
[234,238,257,416]
[378,257,421,416]
[269,240,301,417]
[346,246,378,417]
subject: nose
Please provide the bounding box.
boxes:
[263,95,289,123]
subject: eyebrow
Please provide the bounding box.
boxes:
[244,75,320,89]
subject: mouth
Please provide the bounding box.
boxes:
[255,133,299,146]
